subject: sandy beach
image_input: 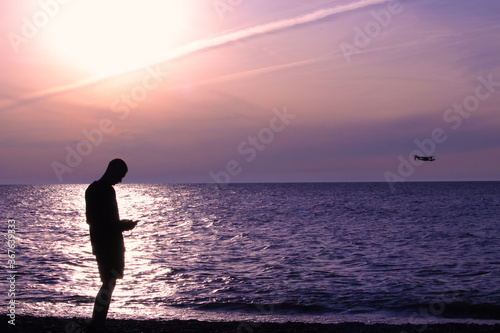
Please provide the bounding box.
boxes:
[2,316,500,333]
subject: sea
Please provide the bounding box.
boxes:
[1,182,499,326]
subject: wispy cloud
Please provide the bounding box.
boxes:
[166,57,327,91]
[3,0,391,111]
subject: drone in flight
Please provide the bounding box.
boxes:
[414,155,435,162]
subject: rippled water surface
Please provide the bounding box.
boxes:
[1,182,499,324]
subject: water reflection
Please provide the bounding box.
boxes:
[1,183,499,323]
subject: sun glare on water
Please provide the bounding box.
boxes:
[45,1,192,76]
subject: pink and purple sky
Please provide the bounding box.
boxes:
[1,0,499,184]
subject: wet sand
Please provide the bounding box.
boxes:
[2,316,500,333]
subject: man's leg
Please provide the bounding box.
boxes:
[90,277,116,331]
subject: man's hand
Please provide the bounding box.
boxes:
[120,219,139,231]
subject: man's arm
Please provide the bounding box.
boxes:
[120,220,138,231]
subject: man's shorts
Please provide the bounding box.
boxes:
[95,253,124,283]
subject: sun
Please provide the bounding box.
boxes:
[45,1,192,76]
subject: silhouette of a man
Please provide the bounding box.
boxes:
[85,159,137,332]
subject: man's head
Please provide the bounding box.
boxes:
[102,159,128,185]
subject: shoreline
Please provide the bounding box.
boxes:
[2,316,500,333]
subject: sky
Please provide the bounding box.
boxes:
[1,0,499,185]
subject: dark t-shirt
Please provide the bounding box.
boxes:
[85,180,125,257]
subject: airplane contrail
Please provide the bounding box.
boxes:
[4,0,392,111]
